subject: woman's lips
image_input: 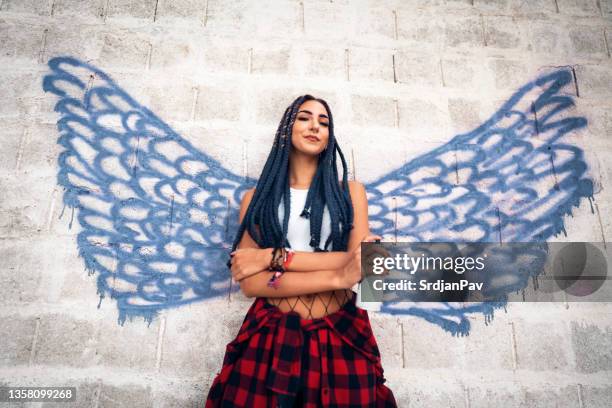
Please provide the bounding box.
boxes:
[304,136,319,142]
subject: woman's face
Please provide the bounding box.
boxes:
[290,100,330,156]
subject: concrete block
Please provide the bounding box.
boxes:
[254,87,296,125]
[470,385,580,408]
[440,57,479,89]
[251,46,291,75]
[483,16,525,50]
[348,48,394,82]
[355,7,395,41]
[150,34,199,70]
[162,300,245,377]
[33,314,100,366]
[448,98,482,134]
[557,0,601,16]
[42,23,104,65]
[0,174,56,236]
[395,52,441,87]
[107,0,157,20]
[475,0,558,14]
[94,314,159,370]
[0,119,24,171]
[0,238,48,304]
[571,321,612,373]
[351,94,395,127]
[98,29,150,69]
[513,319,572,371]
[369,314,402,369]
[0,0,50,15]
[397,97,450,135]
[463,315,514,370]
[185,125,246,178]
[401,316,466,369]
[444,16,485,49]
[205,0,253,34]
[304,1,354,41]
[136,76,193,122]
[251,0,301,38]
[582,385,612,408]
[574,64,612,99]
[569,26,608,58]
[303,47,345,79]
[156,0,205,21]
[194,85,242,122]
[398,383,465,408]
[18,122,63,177]
[489,59,529,90]
[0,315,36,366]
[202,43,249,74]
[528,21,572,56]
[396,11,444,47]
[52,0,105,19]
[98,383,154,408]
[0,18,44,63]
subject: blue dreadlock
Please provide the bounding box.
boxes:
[229,94,354,260]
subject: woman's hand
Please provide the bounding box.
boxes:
[230,248,272,283]
[336,234,382,289]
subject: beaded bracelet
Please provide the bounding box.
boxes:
[267,247,295,289]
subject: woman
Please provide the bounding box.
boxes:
[205,95,397,407]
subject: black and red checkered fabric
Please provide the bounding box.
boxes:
[205,292,397,407]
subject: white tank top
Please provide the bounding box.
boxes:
[277,187,332,251]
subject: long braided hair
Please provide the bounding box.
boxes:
[229,94,354,260]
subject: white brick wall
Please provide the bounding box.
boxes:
[0,0,611,406]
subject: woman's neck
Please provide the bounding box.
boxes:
[288,150,318,189]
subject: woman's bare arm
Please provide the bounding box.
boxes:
[232,188,359,298]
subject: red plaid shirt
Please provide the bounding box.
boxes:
[205,292,397,407]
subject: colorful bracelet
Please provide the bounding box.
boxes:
[266,247,295,289]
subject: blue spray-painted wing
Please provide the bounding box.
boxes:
[366,69,594,334]
[43,56,256,325]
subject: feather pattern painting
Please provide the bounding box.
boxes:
[43,57,593,334]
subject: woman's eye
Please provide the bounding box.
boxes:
[298,117,308,121]
[321,122,329,127]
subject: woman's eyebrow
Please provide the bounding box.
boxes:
[298,109,329,119]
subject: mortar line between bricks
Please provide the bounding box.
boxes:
[392,54,397,83]
[604,28,610,58]
[392,10,398,40]
[28,316,40,365]
[93,379,102,408]
[248,48,253,74]
[300,1,305,33]
[49,0,55,16]
[596,0,603,17]
[554,0,559,13]
[350,148,356,180]
[0,0,4,11]
[345,49,350,81]
[480,14,487,47]
[203,0,208,26]
[594,203,607,249]
[399,321,405,368]
[103,0,109,22]
[155,315,166,372]
[571,66,580,97]
[509,321,518,370]
[38,28,48,64]
[15,127,27,171]
[153,0,159,22]
[190,86,199,121]
[577,383,584,408]
[393,99,398,127]
[146,43,153,70]
[46,188,59,231]
[463,386,471,408]
[439,58,446,87]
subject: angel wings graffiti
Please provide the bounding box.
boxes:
[43,56,593,335]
